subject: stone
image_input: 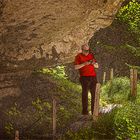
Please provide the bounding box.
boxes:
[0,0,123,73]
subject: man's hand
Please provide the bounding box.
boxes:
[93,62,99,68]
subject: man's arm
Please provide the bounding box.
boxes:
[89,59,99,69]
[74,61,90,70]
[90,54,99,69]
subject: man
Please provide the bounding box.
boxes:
[74,44,99,115]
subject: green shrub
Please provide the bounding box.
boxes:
[38,65,68,79]
[117,0,140,32]
[4,103,21,136]
[93,109,117,139]
[63,109,117,140]
[91,101,140,140]
[114,101,140,140]
[101,77,130,104]
[37,66,81,94]
[63,126,95,140]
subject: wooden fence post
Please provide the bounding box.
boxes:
[15,130,19,140]
[108,68,114,97]
[93,83,101,121]
[53,97,57,140]
[110,68,114,80]
[103,72,106,84]
[130,69,137,96]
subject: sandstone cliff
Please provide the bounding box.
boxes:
[0,0,122,72]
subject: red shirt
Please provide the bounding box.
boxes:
[74,53,97,77]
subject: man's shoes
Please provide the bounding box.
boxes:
[80,115,89,121]
[78,114,92,121]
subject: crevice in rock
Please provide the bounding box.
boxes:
[0,0,6,18]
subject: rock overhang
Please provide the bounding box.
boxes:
[0,0,123,73]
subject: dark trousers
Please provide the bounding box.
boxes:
[80,76,97,115]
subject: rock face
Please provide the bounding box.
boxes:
[0,0,123,103]
[0,0,122,73]
[65,19,140,83]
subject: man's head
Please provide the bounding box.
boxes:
[81,44,90,55]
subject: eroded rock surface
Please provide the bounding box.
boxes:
[0,0,122,72]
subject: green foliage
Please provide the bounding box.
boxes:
[117,0,140,32]
[101,77,130,104]
[6,103,21,117]
[99,98,108,107]
[36,66,83,137]
[38,65,68,79]
[32,97,51,119]
[63,126,95,140]
[37,66,81,96]
[90,101,140,140]
[114,102,140,140]
[120,44,140,57]
[4,123,14,135]
[136,81,140,103]
[59,105,71,120]
[115,117,136,140]
[2,66,80,138]
[32,98,51,111]
[93,109,117,139]
[4,103,21,136]
[63,109,116,140]
[125,63,140,74]
[102,44,140,57]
